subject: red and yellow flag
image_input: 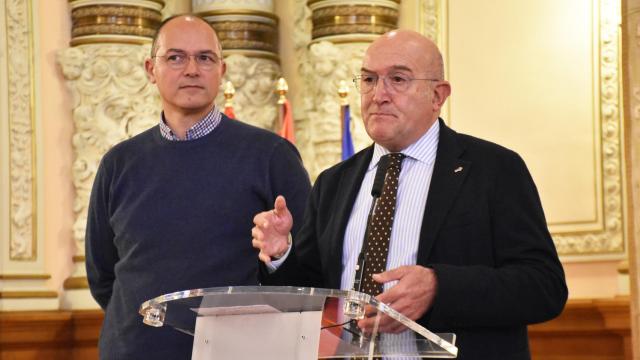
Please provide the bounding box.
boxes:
[278,99,295,144]
[276,78,295,143]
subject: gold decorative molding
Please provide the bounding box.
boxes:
[618,260,629,275]
[307,0,401,5]
[70,36,152,47]
[0,291,58,299]
[198,9,279,22]
[0,274,50,280]
[6,0,37,261]
[68,0,165,4]
[552,0,626,256]
[222,49,279,63]
[213,21,278,52]
[308,3,399,40]
[69,2,163,46]
[63,277,89,290]
[201,13,279,57]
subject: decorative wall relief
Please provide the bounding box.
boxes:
[217,55,279,130]
[551,0,625,256]
[420,0,439,42]
[6,0,36,260]
[58,44,160,253]
[301,41,369,179]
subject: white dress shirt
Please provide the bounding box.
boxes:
[340,121,440,291]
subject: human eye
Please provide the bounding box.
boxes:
[360,74,377,84]
[165,53,185,64]
[196,53,216,64]
[389,74,410,84]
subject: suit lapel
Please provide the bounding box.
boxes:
[325,148,373,288]
[417,120,471,265]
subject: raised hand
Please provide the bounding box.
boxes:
[251,195,293,263]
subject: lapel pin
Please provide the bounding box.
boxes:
[454,166,463,173]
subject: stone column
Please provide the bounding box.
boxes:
[193,0,281,131]
[299,0,400,179]
[57,0,164,309]
[623,0,640,356]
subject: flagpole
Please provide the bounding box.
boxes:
[223,81,236,119]
[338,80,355,160]
[276,77,288,131]
[338,80,349,144]
[275,77,295,143]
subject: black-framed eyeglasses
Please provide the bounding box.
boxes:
[152,52,221,70]
[353,74,441,94]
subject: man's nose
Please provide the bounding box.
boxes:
[183,55,199,74]
[371,77,391,102]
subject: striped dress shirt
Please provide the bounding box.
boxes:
[340,120,440,292]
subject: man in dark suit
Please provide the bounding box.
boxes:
[251,30,567,359]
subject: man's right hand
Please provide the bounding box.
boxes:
[252,195,293,264]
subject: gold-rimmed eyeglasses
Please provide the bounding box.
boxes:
[353,74,441,94]
[152,52,221,70]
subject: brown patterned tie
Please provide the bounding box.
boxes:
[360,152,405,296]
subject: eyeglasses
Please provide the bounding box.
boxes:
[353,74,441,94]
[152,52,221,70]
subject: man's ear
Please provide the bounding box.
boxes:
[432,81,451,111]
[144,58,156,84]
[220,60,227,78]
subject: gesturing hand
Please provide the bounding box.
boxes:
[251,195,293,264]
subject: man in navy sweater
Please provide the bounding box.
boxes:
[85,15,310,359]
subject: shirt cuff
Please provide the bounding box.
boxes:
[265,237,292,274]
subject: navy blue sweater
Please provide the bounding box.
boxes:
[86,115,311,359]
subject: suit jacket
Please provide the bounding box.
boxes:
[263,119,568,360]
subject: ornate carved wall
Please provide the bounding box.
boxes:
[58,0,164,309]
[0,0,57,311]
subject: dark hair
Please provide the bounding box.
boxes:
[150,14,222,57]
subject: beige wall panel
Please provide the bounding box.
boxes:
[40,0,75,294]
[448,0,598,226]
[446,0,625,256]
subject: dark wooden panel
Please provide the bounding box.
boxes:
[0,298,632,360]
[529,297,632,360]
[0,310,102,360]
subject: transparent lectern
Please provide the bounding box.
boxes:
[139,286,457,359]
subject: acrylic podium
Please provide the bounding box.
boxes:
[139,286,457,359]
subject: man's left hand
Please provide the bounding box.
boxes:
[357,265,437,333]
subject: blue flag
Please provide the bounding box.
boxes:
[342,105,355,160]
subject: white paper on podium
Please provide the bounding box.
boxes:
[191,310,323,360]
